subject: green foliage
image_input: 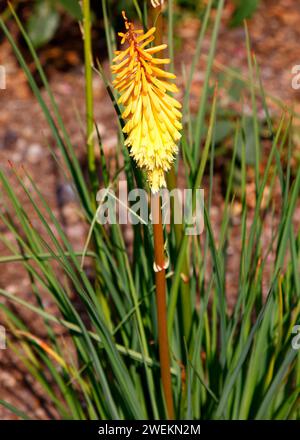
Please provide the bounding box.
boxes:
[27,1,60,48]
[0,0,299,420]
[59,0,83,19]
[27,0,82,48]
[230,0,260,27]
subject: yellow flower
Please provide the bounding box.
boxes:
[111,11,182,192]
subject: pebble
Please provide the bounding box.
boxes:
[10,151,22,163]
[0,371,16,387]
[26,143,44,164]
[0,129,18,150]
[56,182,76,206]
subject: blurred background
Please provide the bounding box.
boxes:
[0,0,300,419]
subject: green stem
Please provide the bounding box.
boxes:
[82,0,97,201]
[82,0,112,326]
[101,0,113,64]
[0,251,96,264]
[166,169,192,344]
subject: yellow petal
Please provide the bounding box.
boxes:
[136,27,156,42]
[145,44,167,54]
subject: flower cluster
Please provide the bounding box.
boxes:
[111,12,182,192]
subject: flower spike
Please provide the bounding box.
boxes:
[111,11,182,192]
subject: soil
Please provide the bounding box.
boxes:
[0,0,300,419]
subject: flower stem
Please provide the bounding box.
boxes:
[82,0,98,202]
[152,193,175,420]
